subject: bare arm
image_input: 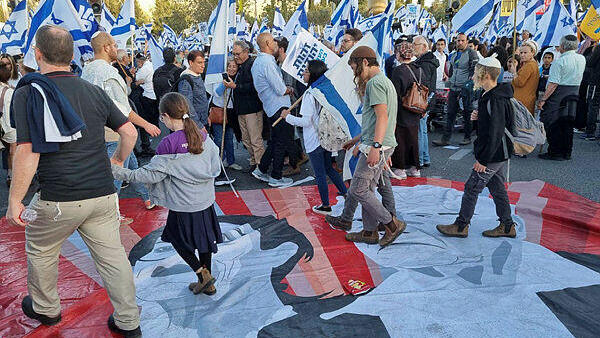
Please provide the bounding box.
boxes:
[373,104,389,144]
[111,122,137,166]
[541,82,558,102]
[6,143,39,226]
[128,111,161,137]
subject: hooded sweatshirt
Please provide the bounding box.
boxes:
[412,51,440,93]
[474,82,515,166]
[112,136,221,212]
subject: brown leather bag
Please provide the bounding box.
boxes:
[401,65,429,117]
[209,106,224,124]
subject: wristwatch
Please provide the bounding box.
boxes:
[372,142,382,149]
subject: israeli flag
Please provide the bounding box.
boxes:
[516,0,544,33]
[250,20,259,50]
[205,0,229,93]
[534,0,576,48]
[227,0,236,46]
[110,0,135,49]
[432,23,449,43]
[483,5,501,44]
[134,25,146,50]
[207,3,219,35]
[0,0,28,55]
[451,0,498,35]
[259,18,269,34]
[326,0,353,47]
[593,0,600,15]
[161,24,179,48]
[144,29,163,71]
[236,13,249,41]
[71,0,99,39]
[99,4,116,31]
[283,0,309,38]
[24,0,94,69]
[273,7,286,37]
[308,17,389,141]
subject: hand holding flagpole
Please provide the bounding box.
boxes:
[272,95,304,127]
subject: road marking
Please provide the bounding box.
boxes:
[449,149,472,160]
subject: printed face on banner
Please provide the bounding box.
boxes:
[128,185,600,337]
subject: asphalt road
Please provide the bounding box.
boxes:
[1,128,599,216]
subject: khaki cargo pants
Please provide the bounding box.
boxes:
[25,193,140,330]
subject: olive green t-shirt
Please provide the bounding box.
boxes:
[360,72,398,147]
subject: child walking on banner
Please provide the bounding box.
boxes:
[436,54,517,238]
[112,92,223,295]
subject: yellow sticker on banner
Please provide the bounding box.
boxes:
[580,6,600,41]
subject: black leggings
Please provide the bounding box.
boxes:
[173,245,212,273]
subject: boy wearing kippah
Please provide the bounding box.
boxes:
[437,55,517,238]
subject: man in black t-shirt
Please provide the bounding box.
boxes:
[6,25,142,337]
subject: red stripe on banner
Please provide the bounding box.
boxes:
[538,183,600,254]
[216,191,252,215]
[120,198,168,239]
[280,277,296,296]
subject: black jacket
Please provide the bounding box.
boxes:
[233,57,262,116]
[474,83,515,166]
[586,46,600,87]
[412,51,440,93]
[391,63,421,127]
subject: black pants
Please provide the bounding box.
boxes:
[140,96,159,151]
[259,108,293,179]
[286,137,303,168]
[173,245,212,273]
[586,86,599,135]
[546,117,574,158]
[444,89,473,141]
[456,161,513,227]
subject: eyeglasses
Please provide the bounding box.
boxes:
[232,52,244,57]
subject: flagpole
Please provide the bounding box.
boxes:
[512,0,518,55]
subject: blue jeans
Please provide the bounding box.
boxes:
[211,124,235,165]
[106,142,150,201]
[308,146,348,206]
[419,114,430,165]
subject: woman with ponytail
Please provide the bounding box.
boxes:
[112,92,223,296]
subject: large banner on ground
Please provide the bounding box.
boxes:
[281,29,340,85]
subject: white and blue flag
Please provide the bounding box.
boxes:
[110,0,135,49]
[273,7,286,37]
[99,4,116,31]
[161,23,179,48]
[227,0,236,46]
[24,0,94,69]
[326,0,355,47]
[205,0,229,92]
[259,18,269,34]
[236,13,249,41]
[207,3,219,35]
[516,0,544,33]
[0,0,28,55]
[71,0,98,38]
[283,0,309,38]
[451,0,498,35]
[144,29,163,71]
[432,23,450,44]
[534,0,576,48]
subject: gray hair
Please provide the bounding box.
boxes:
[116,49,128,60]
[233,40,249,51]
[35,25,73,66]
[560,35,578,52]
[414,35,431,48]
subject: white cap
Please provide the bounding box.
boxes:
[477,53,502,69]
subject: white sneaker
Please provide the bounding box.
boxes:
[252,167,271,182]
[407,167,421,177]
[268,176,293,187]
[215,177,236,186]
[391,169,407,180]
[228,163,243,170]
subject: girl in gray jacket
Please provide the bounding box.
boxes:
[113,93,222,296]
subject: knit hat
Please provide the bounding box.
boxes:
[348,46,377,60]
[477,53,502,69]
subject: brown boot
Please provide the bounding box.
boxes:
[298,154,309,166]
[482,222,516,238]
[436,223,469,238]
[203,284,217,295]
[379,217,406,247]
[188,267,215,295]
[345,230,379,244]
[283,166,301,176]
[326,215,352,231]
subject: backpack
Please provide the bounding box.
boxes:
[317,105,350,152]
[487,99,546,156]
[401,65,429,117]
[152,65,183,100]
[170,74,195,94]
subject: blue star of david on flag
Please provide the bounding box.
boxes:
[0,20,18,40]
[522,0,532,8]
[51,13,64,25]
[116,14,123,24]
[561,16,573,27]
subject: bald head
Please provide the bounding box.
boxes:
[91,32,118,62]
[35,25,73,67]
[257,32,276,55]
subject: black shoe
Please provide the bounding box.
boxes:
[243,164,257,173]
[538,153,566,161]
[421,163,430,168]
[215,173,235,186]
[108,314,142,338]
[459,138,472,145]
[121,181,130,189]
[21,295,61,326]
[432,139,450,146]
[312,204,332,215]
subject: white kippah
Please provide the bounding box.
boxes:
[478,53,502,69]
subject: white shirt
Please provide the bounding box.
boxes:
[0,83,15,148]
[285,91,320,153]
[136,61,156,99]
[433,50,447,90]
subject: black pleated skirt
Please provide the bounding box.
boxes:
[161,205,223,254]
